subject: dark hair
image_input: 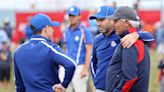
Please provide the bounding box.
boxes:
[30,25,42,34]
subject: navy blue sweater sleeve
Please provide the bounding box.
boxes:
[138,31,154,41]
[121,46,138,91]
[90,41,97,79]
[51,46,76,88]
[14,54,25,92]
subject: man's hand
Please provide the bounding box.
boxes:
[121,32,139,48]
[0,53,7,61]
[80,68,89,78]
[52,84,66,92]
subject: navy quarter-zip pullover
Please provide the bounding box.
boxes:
[14,35,76,92]
[106,31,150,92]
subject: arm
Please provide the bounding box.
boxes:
[7,51,12,64]
[121,31,154,48]
[121,47,138,92]
[51,46,76,88]
[14,55,25,92]
[81,44,92,78]
[81,28,93,78]
[138,31,154,41]
[90,42,97,79]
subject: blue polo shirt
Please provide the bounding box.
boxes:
[91,31,120,90]
[14,35,76,92]
[64,23,92,65]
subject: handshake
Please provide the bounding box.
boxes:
[52,83,66,92]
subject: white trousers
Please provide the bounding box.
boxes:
[96,89,105,92]
[59,65,88,92]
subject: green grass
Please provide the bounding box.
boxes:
[0,49,161,92]
[149,49,161,92]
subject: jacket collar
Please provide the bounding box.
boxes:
[30,35,51,42]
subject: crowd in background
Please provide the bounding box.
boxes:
[0,2,164,91]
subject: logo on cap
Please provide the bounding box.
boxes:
[97,8,101,13]
[70,7,75,12]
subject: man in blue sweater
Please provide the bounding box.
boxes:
[89,5,153,92]
[106,6,150,92]
[14,14,76,92]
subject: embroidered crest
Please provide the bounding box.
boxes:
[70,7,74,12]
[111,41,116,47]
[74,36,80,41]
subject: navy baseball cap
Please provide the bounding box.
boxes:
[89,6,115,20]
[30,14,60,32]
[67,6,80,16]
[107,6,139,21]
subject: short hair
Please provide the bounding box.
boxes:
[119,19,140,27]
[128,20,140,27]
[30,25,42,34]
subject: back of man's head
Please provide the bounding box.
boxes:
[29,14,60,34]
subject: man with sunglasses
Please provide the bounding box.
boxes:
[89,5,153,92]
[106,6,151,92]
[62,6,93,92]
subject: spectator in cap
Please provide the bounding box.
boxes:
[106,6,151,92]
[89,5,153,92]
[0,29,8,50]
[0,39,11,88]
[14,14,76,92]
[3,18,13,40]
[60,6,93,92]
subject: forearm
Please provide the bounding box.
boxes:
[84,44,92,70]
[84,49,91,70]
[138,31,154,41]
[62,68,75,88]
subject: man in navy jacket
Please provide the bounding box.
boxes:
[14,14,76,92]
[106,6,150,92]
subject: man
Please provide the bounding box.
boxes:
[63,6,93,92]
[106,6,150,92]
[89,5,153,92]
[0,29,8,50]
[14,14,76,92]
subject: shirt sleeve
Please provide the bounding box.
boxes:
[121,47,138,92]
[83,27,93,44]
[138,31,154,42]
[51,46,76,88]
[90,41,97,79]
[14,54,25,92]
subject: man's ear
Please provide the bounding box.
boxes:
[41,27,47,34]
[44,26,49,33]
[126,20,131,27]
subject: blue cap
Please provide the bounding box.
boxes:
[30,14,60,32]
[67,6,80,16]
[89,6,115,20]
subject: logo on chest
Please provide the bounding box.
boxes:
[111,41,117,47]
[74,35,80,42]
